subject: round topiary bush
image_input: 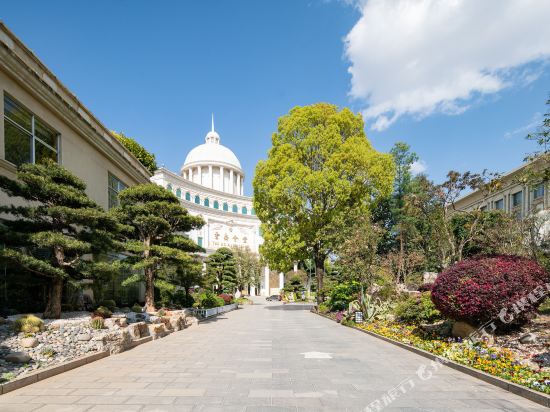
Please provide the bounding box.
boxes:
[431,255,549,327]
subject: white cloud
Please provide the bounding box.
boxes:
[344,0,550,130]
[410,160,427,175]
[504,112,542,140]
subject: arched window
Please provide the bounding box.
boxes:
[194,195,200,204]
[185,192,191,201]
[223,202,228,211]
[232,204,238,213]
[176,188,181,198]
[213,200,219,209]
[242,206,247,215]
[251,208,256,215]
[204,198,210,207]
[166,183,172,192]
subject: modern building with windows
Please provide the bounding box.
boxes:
[151,118,283,296]
[454,159,548,218]
[0,22,151,210]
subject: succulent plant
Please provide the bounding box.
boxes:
[12,314,44,333]
[90,317,104,330]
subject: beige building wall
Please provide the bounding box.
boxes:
[0,22,150,208]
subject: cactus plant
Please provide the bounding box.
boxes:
[90,317,104,329]
[41,346,56,358]
[13,314,44,333]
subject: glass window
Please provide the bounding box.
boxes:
[534,184,544,200]
[213,200,219,209]
[194,195,200,204]
[4,94,59,167]
[480,205,487,212]
[176,188,181,198]
[204,198,210,207]
[166,183,172,192]
[232,204,238,213]
[108,173,127,209]
[512,191,522,207]
[185,192,191,201]
[223,202,228,211]
[251,208,256,215]
[494,199,504,210]
[197,237,203,247]
[242,206,247,214]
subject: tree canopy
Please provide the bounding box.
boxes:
[0,161,119,318]
[206,247,237,293]
[253,103,395,302]
[112,131,158,174]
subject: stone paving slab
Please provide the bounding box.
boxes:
[0,298,547,411]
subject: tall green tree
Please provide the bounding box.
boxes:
[232,246,261,293]
[253,103,395,303]
[112,131,158,174]
[206,247,237,293]
[112,183,203,312]
[0,161,119,318]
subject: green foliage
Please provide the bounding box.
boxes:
[348,288,393,322]
[283,275,304,293]
[0,161,119,318]
[317,302,330,314]
[206,247,237,293]
[92,306,112,319]
[40,346,56,358]
[253,103,395,301]
[157,309,166,316]
[90,317,104,329]
[12,314,44,333]
[112,131,157,174]
[131,303,142,313]
[111,183,204,311]
[173,290,195,308]
[328,282,361,311]
[235,297,253,305]
[539,297,550,315]
[232,246,261,292]
[193,291,224,308]
[98,299,116,312]
[394,292,441,324]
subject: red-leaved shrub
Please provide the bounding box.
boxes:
[418,283,434,292]
[431,255,549,326]
[218,293,234,305]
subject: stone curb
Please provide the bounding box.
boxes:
[0,326,162,396]
[312,311,550,409]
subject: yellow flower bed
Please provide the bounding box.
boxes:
[351,320,550,394]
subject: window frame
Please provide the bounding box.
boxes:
[3,93,60,166]
[108,172,128,209]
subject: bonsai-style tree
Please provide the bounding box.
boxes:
[112,183,204,312]
[0,161,119,318]
[206,247,237,293]
[253,103,395,302]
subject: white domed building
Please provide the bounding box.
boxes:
[151,116,282,296]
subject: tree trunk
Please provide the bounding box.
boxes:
[144,267,155,313]
[43,276,63,319]
[315,254,325,304]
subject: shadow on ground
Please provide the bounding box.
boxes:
[263,303,315,311]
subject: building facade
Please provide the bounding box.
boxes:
[151,118,283,296]
[454,160,548,217]
[0,22,151,209]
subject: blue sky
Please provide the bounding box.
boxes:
[2,0,550,195]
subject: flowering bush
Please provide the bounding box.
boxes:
[218,293,234,305]
[431,255,549,326]
[418,283,434,292]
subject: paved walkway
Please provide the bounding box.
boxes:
[0,299,546,411]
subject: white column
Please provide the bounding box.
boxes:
[208,165,213,189]
[220,166,224,192]
[241,176,244,195]
[293,262,298,272]
[264,266,270,296]
[237,174,241,196]
[279,272,284,290]
[198,166,202,185]
[230,169,234,195]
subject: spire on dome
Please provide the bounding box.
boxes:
[205,114,220,144]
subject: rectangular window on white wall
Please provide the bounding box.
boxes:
[108,173,127,209]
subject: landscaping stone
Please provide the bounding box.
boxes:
[5,352,31,363]
[97,329,131,354]
[136,321,149,337]
[419,320,452,337]
[20,337,38,348]
[452,321,478,338]
[519,332,537,344]
[76,333,91,341]
[103,318,119,329]
[127,322,141,339]
[148,323,166,339]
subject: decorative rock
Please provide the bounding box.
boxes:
[104,318,119,329]
[127,323,141,339]
[419,321,452,337]
[5,352,31,363]
[20,337,38,348]
[149,316,162,324]
[522,359,541,371]
[118,318,128,328]
[0,317,6,325]
[136,322,149,337]
[186,316,199,327]
[76,333,92,341]
[98,330,131,354]
[423,272,438,284]
[148,323,166,339]
[519,333,537,344]
[452,321,478,339]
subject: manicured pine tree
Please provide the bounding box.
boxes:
[206,247,237,293]
[0,161,119,318]
[112,183,203,312]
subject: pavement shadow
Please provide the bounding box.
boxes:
[263,304,315,311]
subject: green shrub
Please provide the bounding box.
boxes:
[328,282,361,311]
[539,297,550,315]
[195,291,225,308]
[131,304,142,313]
[235,297,253,305]
[173,290,195,308]
[394,292,441,325]
[317,302,330,314]
[157,309,166,316]
[92,306,112,319]
[12,314,44,333]
[40,346,56,358]
[90,317,104,329]
[98,299,116,312]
